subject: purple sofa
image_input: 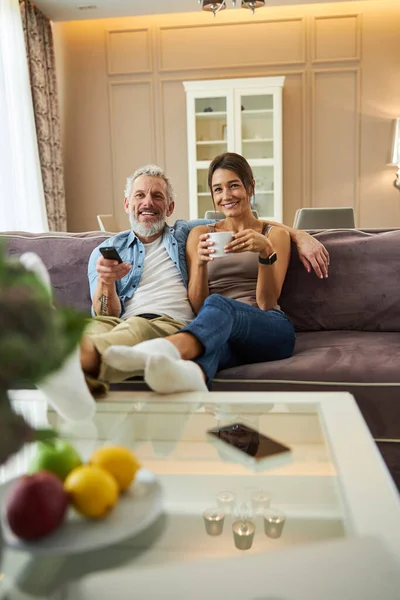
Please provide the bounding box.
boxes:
[2,228,399,454]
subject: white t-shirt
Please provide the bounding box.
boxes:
[123,237,195,325]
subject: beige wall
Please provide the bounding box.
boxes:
[52,0,400,232]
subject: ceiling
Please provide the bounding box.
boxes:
[33,0,366,22]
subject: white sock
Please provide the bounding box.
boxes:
[144,354,208,394]
[19,252,52,301]
[37,347,96,422]
[103,338,180,373]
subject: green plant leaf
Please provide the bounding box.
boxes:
[34,428,59,442]
[0,243,87,466]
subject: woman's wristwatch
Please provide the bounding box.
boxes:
[258,251,277,265]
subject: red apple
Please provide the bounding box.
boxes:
[5,471,69,541]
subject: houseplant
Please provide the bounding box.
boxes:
[0,246,86,560]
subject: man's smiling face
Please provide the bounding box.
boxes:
[124,175,174,240]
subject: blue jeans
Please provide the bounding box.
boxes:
[181,294,296,384]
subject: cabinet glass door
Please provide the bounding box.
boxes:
[195,95,230,217]
[238,94,274,161]
[195,96,228,162]
[196,167,214,218]
[235,89,279,220]
[252,165,275,219]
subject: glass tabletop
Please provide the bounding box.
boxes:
[0,390,352,598]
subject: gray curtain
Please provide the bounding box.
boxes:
[19,0,67,231]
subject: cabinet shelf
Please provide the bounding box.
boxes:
[247,158,274,167]
[196,140,226,145]
[241,109,273,115]
[195,111,227,118]
[196,160,213,169]
[242,138,273,143]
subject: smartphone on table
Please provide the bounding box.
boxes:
[207,422,292,471]
[99,246,123,263]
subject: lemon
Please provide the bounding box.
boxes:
[88,446,141,492]
[64,465,118,519]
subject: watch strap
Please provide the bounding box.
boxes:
[258,251,277,265]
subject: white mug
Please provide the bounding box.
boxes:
[208,231,234,258]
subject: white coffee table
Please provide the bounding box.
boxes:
[1,389,399,599]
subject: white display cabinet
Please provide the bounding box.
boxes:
[183,77,285,221]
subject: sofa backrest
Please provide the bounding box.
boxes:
[1,231,109,314]
[279,228,400,332]
[3,227,400,332]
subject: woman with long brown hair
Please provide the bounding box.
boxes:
[112,152,296,393]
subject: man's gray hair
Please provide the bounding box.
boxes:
[124,164,175,206]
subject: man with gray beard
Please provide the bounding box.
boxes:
[82,164,197,393]
[30,164,329,409]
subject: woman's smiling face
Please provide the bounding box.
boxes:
[211,168,252,217]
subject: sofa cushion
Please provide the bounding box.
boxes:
[280,229,400,332]
[1,231,109,314]
[215,330,400,384]
[210,330,400,438]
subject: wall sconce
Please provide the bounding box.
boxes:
[390,118,400,191]
[199,0,265,16]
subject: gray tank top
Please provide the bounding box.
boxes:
[207,223,279,309]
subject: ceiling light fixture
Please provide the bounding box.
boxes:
[199,0,265,17]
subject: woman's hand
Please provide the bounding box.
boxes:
[196,233,215,266]
[225,229,274,256]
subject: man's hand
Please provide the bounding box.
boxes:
[293,230,329,279]
[96,256,131,286]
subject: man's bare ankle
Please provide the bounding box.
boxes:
[80,338,101,376]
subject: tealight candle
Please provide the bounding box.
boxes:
[250,489,271,515]
[203,507,225,536]
[264,508,286,539]
[232,519,255,550]
[216,490,236,515]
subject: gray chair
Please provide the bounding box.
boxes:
[97,214,120,232]
[292,207,355,230]
[204,209,259,220]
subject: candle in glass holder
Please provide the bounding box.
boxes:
[216,490,236,516]
[203,507,225,536]
[250,489,271,515]
[264,508,286,539]
[232,519,255,550]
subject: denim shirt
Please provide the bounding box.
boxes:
[88,219,211,317]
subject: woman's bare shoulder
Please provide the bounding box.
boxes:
[257,220,285,236]
[188,224,210,238]
[269,224,290,243]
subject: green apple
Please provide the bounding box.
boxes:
[28,439,82,481]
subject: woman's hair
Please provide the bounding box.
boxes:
[208,152,255,198]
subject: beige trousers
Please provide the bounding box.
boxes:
[84,314,185,392]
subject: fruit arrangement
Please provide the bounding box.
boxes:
[3,441,141,541]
